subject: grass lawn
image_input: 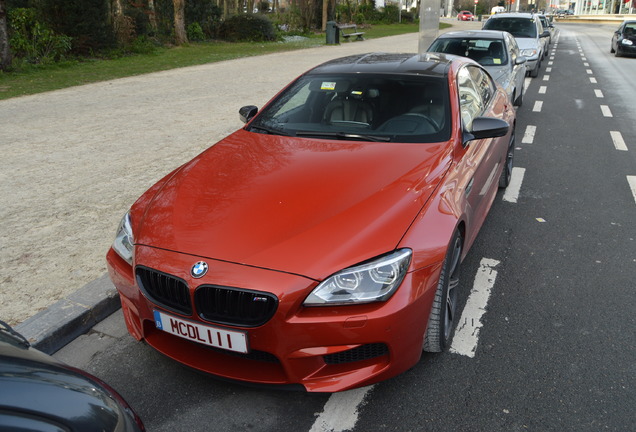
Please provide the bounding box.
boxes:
[0,22,451,101]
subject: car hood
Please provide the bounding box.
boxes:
[515,37,540,50]
[134,129,452,279]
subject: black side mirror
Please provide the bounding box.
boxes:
[463,117,509,145]
[541,30,550,38]
[239,105,258,123]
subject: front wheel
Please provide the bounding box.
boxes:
[499,126,515,188]
[423,231,463,353]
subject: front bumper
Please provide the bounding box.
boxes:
[107,246,442,392]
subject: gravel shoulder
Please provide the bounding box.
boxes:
[0,21,477,326]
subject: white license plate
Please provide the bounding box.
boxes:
[153,310,248,353]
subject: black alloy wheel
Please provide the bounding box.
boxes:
[423,230,463,353]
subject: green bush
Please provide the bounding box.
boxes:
[218,14,277,42]
[187,22,205,41]
[8,8,72,64]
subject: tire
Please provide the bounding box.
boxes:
[499,126,515,188]
[610,43,615,53]
[530,59,540,78]
[615,47,622,57]
[423,231,463,353]
[514,87,523,107]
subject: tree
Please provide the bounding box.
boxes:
[0,0,11,71]
[173,0,188,44]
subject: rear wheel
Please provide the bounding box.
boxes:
[423,231,463,353]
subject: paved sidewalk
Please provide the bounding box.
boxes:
[3,20,480,353]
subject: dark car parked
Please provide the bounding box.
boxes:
[0,320,145,432]
[611,20,636,57]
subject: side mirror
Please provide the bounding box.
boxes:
[239,105,258,123]
[541,30,550,38]
[463,117,509,145]
[515,55,527,65]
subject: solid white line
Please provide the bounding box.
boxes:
[601,105,613,117]
[450,258,500,358]
[503,167,525,203]
[610,131,628,151]
[539,86,547,94]
[628,176,636,206]
[522,125,537,144]
[533,101,543,112]
[309,386,374,432]
[590,77,597,83]
[524,77,532,92]
[594,89,604,98]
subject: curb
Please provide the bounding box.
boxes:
[15,274,121,355]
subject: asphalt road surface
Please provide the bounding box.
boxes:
[55,22,636,432]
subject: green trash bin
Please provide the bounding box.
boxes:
[326,21,339,45]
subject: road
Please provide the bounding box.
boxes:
[54,22,636,432]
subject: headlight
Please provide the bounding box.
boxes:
[520,49,538,57]
[113,211,134,265]
[304,249,412,306]
[621,39,633,46]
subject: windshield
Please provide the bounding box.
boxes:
[483,17,537,38]
[429,38,509,66]
[247,74,451,143]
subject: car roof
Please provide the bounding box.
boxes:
[436,30,509,40]
[487,12,535,19]
[306,52,455,78]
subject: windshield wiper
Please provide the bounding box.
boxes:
[248,124,293,136]
[295,131,391,142]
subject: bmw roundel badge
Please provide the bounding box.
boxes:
[191,261,208,278]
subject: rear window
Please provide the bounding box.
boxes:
[249,74,451,143]
[429,38,509,66]
[483,17,537,38]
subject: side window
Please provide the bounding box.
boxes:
[457,67,483,129]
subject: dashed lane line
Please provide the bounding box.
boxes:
[595,89,604,98]
[539,86,547,94]
[533,101,543,112]
[522,125,536,144]
[590,77,597,84]
[601,105,613,117]
[450,258,501,358]
[502,167,526,203]
[628,176,636,206]
[610,131,628,151]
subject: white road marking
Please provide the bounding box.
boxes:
[546,67,552,72]
[524,77,532,92]
[533,101,543,112]
[503,167,526,203]
[610,131,628,151]
[522,125,536,144]
[628,176,636,206]
[590,77,597,83]
[586,69,593,74]
[584,62,589,67]
[450,258,501,358]
[543,75,550,81]
[310,386,374,432]
[601,105,613,117]
[594,89,604,98]
[539,86,547,94]
[582,57,587,61]
[548,61,553,65]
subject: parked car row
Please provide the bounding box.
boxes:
[428,13,555,108]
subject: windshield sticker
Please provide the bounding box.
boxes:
[321,82,337,91]
[351,90,363,96]
[494,58,501,64]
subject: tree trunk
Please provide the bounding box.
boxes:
[148,0,158,32]
[0,0,11,71]
[173,0,188,45]
[322,0,328,30]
